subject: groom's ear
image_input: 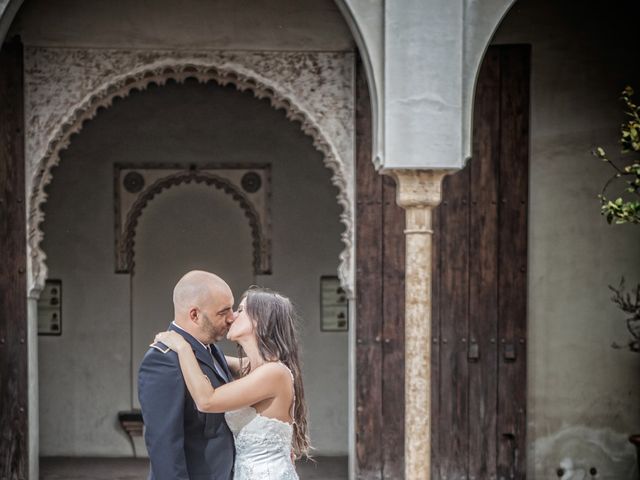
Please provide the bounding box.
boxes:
[188,307,199,323]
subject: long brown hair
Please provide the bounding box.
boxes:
[237,287,311,458]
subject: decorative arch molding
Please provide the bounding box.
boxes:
[24,47,355,298]
[117,169,268,277]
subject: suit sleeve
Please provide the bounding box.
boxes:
[138,349,189,480]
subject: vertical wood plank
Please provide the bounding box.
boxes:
[433,44,530,479]
[0,37,28,480]
[435,165,470,479]
[497,45,530,480]
[381,175,405,480]
[355,56,384,480]
[468,47,501,480]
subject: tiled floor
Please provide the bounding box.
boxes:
[40,456,348,480]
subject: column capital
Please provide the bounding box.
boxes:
[385,169,453,210]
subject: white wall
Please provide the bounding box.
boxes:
[493,1,640,478]
[40,80,347,456]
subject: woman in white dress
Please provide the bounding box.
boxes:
[154,287,310,480]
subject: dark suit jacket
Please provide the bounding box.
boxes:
[138,323,235,480]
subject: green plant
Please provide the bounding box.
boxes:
[593,86,640,225]
[593,88,640,353]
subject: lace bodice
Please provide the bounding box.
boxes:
[224,364,298,480]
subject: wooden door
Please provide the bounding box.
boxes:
[355,57,406,480]
[0,37,28,479]
[431,44,530,479]
[355,44,529,479]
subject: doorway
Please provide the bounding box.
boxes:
[34,77,348,475]
[355,45,530,479]
[431,45,530,479]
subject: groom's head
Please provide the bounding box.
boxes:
[172,270,235,343]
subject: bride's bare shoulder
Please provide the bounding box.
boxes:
[251,362,292,384]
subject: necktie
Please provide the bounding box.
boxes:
[207,345,228,382]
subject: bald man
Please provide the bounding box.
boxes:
[138,271,236,480]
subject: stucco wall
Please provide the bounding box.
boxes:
[40,81,347,456]
[493,0,640,478]
[10,0,354,52]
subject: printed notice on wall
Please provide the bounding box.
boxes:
[38,279,62,336]
[320,276,348,331]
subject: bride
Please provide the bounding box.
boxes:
[154,287,310,480]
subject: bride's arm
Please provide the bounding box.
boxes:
[155,330,285,413]
[224,355,243,377]
[174,344,285,413]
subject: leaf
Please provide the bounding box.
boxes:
[592,86,640,225]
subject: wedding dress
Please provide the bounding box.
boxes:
[224,364,299,480]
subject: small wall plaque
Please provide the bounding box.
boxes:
[320,276,348,332]
[38,279,62,336]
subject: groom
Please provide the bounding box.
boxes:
[138,270,236,480]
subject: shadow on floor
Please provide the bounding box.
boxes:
[40,456,348,480]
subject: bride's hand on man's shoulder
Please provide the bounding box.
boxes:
[153,331,188,352]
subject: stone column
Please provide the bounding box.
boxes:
[387,169,450,480]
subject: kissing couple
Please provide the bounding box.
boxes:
[138,270,310,480]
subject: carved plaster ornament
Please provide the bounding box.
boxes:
[114,164,271,276]
[24,47,355,298]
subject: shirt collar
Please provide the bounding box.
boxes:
[171,321,209,350]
